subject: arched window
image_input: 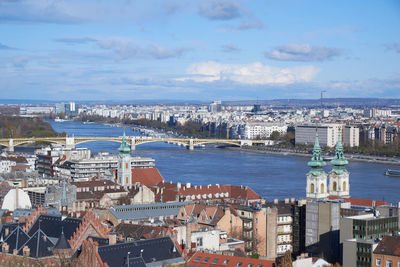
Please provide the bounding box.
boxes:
[126,163,128,169]
[321,183,325,194]
[126,176,129,184]
[343,181,346,192]
[310,183,315,193]
[333,181,337,191]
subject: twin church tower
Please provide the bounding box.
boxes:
[306,132,350,199]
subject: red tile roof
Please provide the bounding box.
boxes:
[373,236,400,257]
[131,168,165,188]
[328,196,388,207]
[187,252,276,267]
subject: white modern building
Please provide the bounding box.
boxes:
[244,122,287,139]
[296,123,359,148]
[0,160,16,173]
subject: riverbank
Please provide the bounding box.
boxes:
[226,147,400,166]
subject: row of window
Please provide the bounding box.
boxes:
[376,258,400,267]
[193,256,264,267]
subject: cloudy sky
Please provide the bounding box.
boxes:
[0,0,399,101]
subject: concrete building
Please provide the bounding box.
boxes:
[209,100,222,113]
[343,238,378,267]
[305,200,341,263]
[59,154,154,181]
[0,160,16,173]
[340,214,399,243]
[343,126,359,147]
[243,122,287,139]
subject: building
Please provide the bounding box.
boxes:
[343,126,359,147]
[305,200,341,263]
[343,238,379,267]
[328,134,350,198]
[55,102,66,114]
[209,100,222,113]
[340,214,399,243]
[243,122,287,140]
[218,205,278,259]
[296,123,359,148]
[306,133,328,200]
[101,202,187,225]
[187,252,276,267]
[117,130,132,186]
[59,154,154,181]
[373,236,400,267]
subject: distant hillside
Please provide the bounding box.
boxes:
[0,115,61,138]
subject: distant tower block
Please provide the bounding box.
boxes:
[329,134,350,198]
[117,129,132,186]
[306,133,329,200]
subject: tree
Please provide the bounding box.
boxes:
[280,250,293,267]
[270,131,281,140]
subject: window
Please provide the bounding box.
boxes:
[196,237,203,247]
[376,258,381,266]
[126,163,128,169]
[236,262,242,267]
[223,260,230,265]
[212,259,219,264]
[203,257,210,263]
[195,256,201,262]
[386,260,392,267]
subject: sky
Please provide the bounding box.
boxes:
[0,0,399,101]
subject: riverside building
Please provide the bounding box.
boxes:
[295,123,359,147]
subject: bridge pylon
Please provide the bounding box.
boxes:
[66,136,75,149]
[188,138,194,150]
[130,137,136,151]
[8,139,14,152]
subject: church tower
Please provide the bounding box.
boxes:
[329,134,350,198]
[306,132,329,199]
[117,129,132,186]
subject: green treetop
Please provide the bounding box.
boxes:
[307,133,327,176]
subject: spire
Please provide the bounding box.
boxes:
[330,133,348,174]
[118,128,131,157]
[307,132,326,176]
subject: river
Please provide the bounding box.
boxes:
[48,121,400,204]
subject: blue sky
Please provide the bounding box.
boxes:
[0,0,399,101]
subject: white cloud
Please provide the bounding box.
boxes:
[265,44,342,62]
[176,61,318,85]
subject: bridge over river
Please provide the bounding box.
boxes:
[0,136,268,152]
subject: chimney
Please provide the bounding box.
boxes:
[109,233,117,245]
[177,182,181,190]
[274,199,279,204]
[23,246,30,257]
[186,183,191,189]
[284,198,289,204]
[5,228,9,236]
[13,249,18,255]
[291,197,295,203]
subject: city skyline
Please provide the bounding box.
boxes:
[1,0,399,101]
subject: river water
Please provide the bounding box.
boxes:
[47,121,400,204]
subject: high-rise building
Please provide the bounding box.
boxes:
[209,100,222,113]
[306,133,328,200]
[55,102,66,114]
